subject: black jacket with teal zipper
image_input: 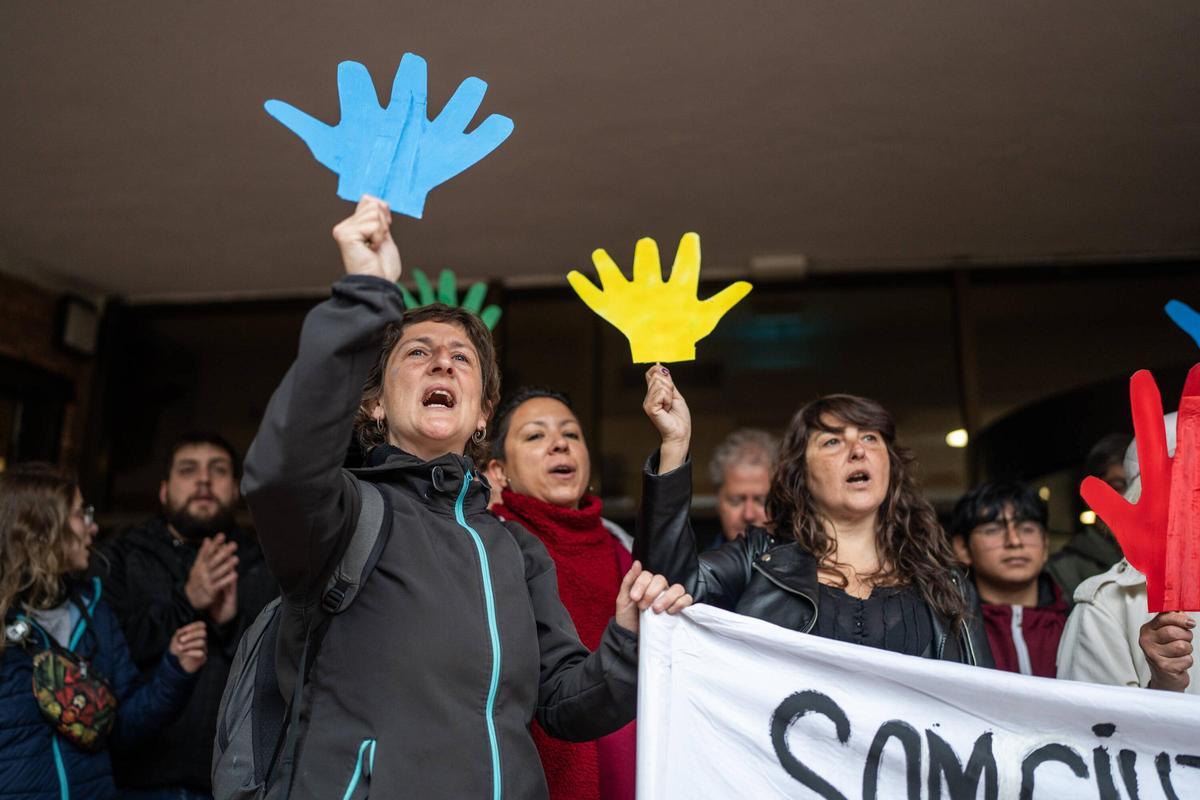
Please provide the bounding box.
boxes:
[241,275,638,800]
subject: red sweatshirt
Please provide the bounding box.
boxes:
[979,574,1069,678]
[492,490,636,800]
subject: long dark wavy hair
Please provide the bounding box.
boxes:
[766,394,967,626]
[354,303,502,465]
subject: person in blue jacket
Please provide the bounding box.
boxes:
[0,463,207,800]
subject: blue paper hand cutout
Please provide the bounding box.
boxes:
[265,54,514,218]
[1166,300,1200,348]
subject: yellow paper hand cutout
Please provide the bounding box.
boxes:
[567,233,753,363]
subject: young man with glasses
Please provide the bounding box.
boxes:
[950,482,1069,677]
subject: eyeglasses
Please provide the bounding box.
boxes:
[72,505,95,527]
[971,516,1043,544]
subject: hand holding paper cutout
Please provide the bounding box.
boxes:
[265,54,514,218]
[1165,300,1200,349]
[567,233,752,363]
[1139,612,1195,691]
[398,268,502,330]
[332,195,401,282]
[1081,366,1200,611]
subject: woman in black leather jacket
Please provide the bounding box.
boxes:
[635,365,993,666]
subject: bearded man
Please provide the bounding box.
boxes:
[96,432,277,800]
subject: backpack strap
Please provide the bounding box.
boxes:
[321,481,390,614]
[270,478,392,798]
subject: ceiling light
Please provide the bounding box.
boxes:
[945,429,969,448]
[1079,510,1097,526]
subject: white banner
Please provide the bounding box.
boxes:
[637,605,1200,799]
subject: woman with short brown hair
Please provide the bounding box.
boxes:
[353,302,502,464]
[242,196,690,799]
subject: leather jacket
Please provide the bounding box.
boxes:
[635,453,993,667]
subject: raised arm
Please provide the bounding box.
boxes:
[242,196,402,596]
[642,363,691,474]
[634,363,698,582]
[634,365,761,609]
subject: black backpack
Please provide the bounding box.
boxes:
[211,481,392,800]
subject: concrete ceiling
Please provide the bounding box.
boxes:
[2,2,1198,301]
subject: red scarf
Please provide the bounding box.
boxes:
[493,489,635,800]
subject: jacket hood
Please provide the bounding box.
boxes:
[1124,411,1177,500]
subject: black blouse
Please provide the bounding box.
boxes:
[813,582,932,657]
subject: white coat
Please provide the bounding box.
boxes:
[1056,559,1199,694]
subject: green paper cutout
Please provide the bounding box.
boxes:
[398,268,503,330]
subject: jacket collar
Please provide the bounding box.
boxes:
[754,535,820,604]
[352,447,490,515]
[756,534,983,663]
[140,515,252,551]
[4,577,100,653]
[1038,571,1069,609]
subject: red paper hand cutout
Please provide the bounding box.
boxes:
[1080,366,1200,612]
[1166,395,1200,610]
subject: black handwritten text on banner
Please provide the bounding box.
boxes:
[637,605,1200,799]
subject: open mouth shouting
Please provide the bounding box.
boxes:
[845,469,872,488]
[422,386,458,410]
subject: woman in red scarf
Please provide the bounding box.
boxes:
[485,387,639,800]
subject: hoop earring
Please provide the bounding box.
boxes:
[472,428,486,444]
[375,417,386,434]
